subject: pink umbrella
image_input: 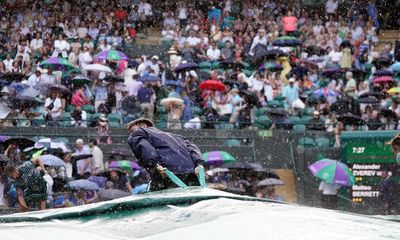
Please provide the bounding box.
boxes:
[373,76,394,84]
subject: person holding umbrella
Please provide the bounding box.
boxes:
[4,156,48,211]
[127,118,205,191]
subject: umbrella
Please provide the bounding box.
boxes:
[0,154,9,162]
[2,72,25,82]
[390,62,400,72]
[98,189,130,200]
[39,57,76,72]
[259,62,283,72]
[38,154,65,167]
[238,90,259,106]
[308,159,356,187]
[313,88,338,97]
[373,70,393,77]
[121,95,141,114]
[222,162,254,170]
[106,147,133,157]
[290,65,308,79]
[303,46,327,56]
[387,87,400,94]
[203,151,236,165]
[104,76,125,83]
[11,95,43,108]
[272,39,302,47]
[206,167,230,176]
[359,91,382,98]
[372,57,393,69]
[351,68,367,78]
[34,84,72,95]
[199,80,226,91]
[19,87,40,98]
[358,96,379,104]
[220,60,244,69]
[97,168,126,178]
[95,50,128,61]
[138,75,161,83]
[175,62,199,72]
[373,76,394,84]
[256,178,284,187]
[72,75,92,85]
[8,83,29,93]
[0,102,11,119]
[298,60,319,69]
[322,68,345,78]
[66,179,100,190]
[109,160,141,172]
[1,137,34,150]
[71,154,93,162]
[337,113,364,126]
[83,64,113,73]
[253,47,285,61]
[37,138,71,153]
[160,97,184,106]
[164,80,183,87]
[381,109,398,119]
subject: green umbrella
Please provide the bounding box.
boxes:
[39,57,76,72]
[203,151,236,165]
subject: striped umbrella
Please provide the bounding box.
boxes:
[39,57,76,72]
[95,50,128,61]
[308,159,355,187]
[37,138,71,153]
[203,151,236,165]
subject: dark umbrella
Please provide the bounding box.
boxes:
[290,66,309,79]
[322,68,345,78]
[175,62,199,72]
[3,72,25,82]
[97,168,126,178]
[1,137,35,150]
[303,46,327,56]
[253,46,285,61]
[359,91,382,98]
[351,68,367,79]
[222,162,254,170]
[98,189,130,200]
[272,39,302,47]
[372,58,393,69]
[71,154,93,162]
[11,95,43,108]
[249,163,280,179]
[121,95,141,114]
[34,84,72,95]
[220,60,244,69]
[164,80,183,87]
[358,96,379,104]
[72,75,92,85]
[373,70,393,77]
[337,113,365,126]
[238,90,259,106]
[381,109,398,119]
[104,76,125,83]
[0,154,9,162]
[340,40,353,49]
[138,75,161,83]
[298,60,319,69]
[106,149,133,158]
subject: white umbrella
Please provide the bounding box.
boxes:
[160,97,184,106]
[0,102,11,119]
[206,167,230,176]
[256,178,284,187]
[83,64,112,73]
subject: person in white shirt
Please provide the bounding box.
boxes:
[52,34,70,58]
[325,0,338,15]
[76,22,88,39]
[186,31,201,47]
[150,56,160,76]
[319,180,340,209]
[138,0,153,17]
[206,42,221,61]
[27,70,42,87]
[79,47,93,68]
[3,54,13,72]
[74,139,92,178]
[30,32,43,53]
[328,46,342,64]
[40,69,56,85]
[44,91,62,125]
[250,73,264,93]
[89,140,104,175]
[178,5,188,28]
[250,29,268,56]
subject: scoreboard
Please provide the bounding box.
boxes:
[340,131,399,212]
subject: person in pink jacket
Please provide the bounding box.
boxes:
[282,11,298,35]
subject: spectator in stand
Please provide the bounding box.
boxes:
[74,139,91,179]
[307,111,326,131]
[282,78,300,113]
[325,0,338,18]
[137,83,155,120]
[89,140,104,175]
[44,91,62,126]
[282,10,298,36]
[27,70,42,88]
[206,41,221,61]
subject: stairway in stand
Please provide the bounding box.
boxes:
[374,30,399,52]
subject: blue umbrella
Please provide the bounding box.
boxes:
[164,80,182,87]
[66,180,100,190]
[138,75,161,83]
[175,62,199,72]
[390,62,400,72]
[19,87,40,98]
[373,69,393,77]
[8,83,29,93]
[38,154,65,167]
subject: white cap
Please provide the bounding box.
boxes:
[75,139,84,144]
[152,55,159,60]
[313,111,320,116]
[289,78,296,83]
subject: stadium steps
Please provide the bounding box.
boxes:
[375,30,399,52]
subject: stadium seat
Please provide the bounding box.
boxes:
[82,105,95,114]
[292,124,306,132]
[315,137,332,147]
[298,137,315,147]
[255,115,272,130]
[300,116,313,125]
[107,113,122,123]
[289,116,301,125]
[108,121,121,128]
[268,100,284,108]
[65,105,75,112]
